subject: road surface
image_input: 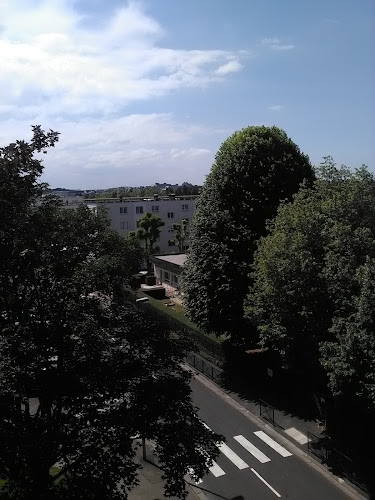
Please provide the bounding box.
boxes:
[189,372,356,500]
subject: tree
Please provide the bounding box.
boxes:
[247,158,375,406]
[245,183,329,382]
[0,128,222,499]
[182,126,314,342]
[128,212,165,271]
[169,219,189,252]
[175,183,201,196]
[320,257,375,407]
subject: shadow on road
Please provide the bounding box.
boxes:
[195,343,375,500]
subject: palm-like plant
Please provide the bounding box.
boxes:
[169,219,189,253]
[129,212,165,271]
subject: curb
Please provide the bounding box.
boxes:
[184,364,368,500]
[188,482,208,500]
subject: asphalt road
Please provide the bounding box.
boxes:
[189,373,352,500]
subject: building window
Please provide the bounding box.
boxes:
[168,225,174,233]
[120,222,128,229]
[152,205,159,213]
[172,274,178,285]
[168,240,174,246]
[167,212,174,219]
[136,206,144,214]
[164,271,170,283]
[182,204,189,211]
[120,206,127,214]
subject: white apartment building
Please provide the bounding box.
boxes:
[84,194,198,254]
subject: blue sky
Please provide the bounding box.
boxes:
[1,0,374,189]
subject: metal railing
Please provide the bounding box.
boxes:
[307,431,369,494]
[186,352,223,384]
[259,399,275,427]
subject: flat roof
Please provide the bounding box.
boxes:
[152,254,187,267]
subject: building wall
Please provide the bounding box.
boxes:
[85,196,197,254]
[154,264,180,296]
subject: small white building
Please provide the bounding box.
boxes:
[84,195,197,254]
[150,253,187,297]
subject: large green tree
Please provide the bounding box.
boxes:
[0,128,221,499]
[247,158,375,406]
[182,126,314,342]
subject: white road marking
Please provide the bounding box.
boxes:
[209,460,226,477]
[284,427,310,445]
[251,468,281,497]
[254,431,293,457]
[233,435,271,463]
[218,442,249,469]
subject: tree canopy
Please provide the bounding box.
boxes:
[247,157,375,407]
[182,125,314,342]
[90,182,201,199]
[0,127,221,499]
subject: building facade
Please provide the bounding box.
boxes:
[150,253,187,297]
[84,195,197,254]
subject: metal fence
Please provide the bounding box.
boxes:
[259,399,275,427]
[307,431,329,462]
[186,352,223,384]
[307,431,368,494]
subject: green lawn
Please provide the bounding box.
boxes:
[135,289,227,344]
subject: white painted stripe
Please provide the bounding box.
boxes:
[254,431,292,457]
[201,422,247,471]
[218,442,249,469]
[233,435,271,463]
[285,427,310,445]
[251,468,281,497]
[209,460,225,477]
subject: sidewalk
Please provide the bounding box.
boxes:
[128,439,206,500]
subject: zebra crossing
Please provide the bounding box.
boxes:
[195,429,293,483]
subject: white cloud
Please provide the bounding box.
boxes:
[215,60,243,75]
[0,1,245,188]
[261,37,294,51]
[0,114,227,188]
[0,1,245,117]
[268,104,284,111]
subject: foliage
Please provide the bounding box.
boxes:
[182,126,314,342]
[128,212,165,270]
[169,219,189,252]
[247,157,375,405]
[0,125,59,231]
[90,182,201,199]
[0,128,222,499]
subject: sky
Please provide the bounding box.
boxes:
[1,0,374,189]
